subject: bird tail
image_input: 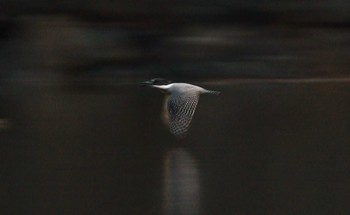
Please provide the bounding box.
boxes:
[204,90,220,95]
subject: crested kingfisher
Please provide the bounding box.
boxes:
[142,78,220,137]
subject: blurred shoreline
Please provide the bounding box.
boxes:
[1,4,350,83]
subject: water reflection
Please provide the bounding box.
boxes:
[162,147,200,215]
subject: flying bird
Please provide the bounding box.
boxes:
[142,78,220,137]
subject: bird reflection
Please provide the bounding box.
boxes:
[162,147,200,215]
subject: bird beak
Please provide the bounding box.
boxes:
[140,80,152,87]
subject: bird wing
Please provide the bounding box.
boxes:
[163,92,200,137]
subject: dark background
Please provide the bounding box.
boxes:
[1,1,350,214]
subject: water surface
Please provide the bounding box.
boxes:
[1,80,350,214]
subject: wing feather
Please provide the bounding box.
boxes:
[164,92,200,137]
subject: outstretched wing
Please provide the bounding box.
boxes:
[163,92,200,137]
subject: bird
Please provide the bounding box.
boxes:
[141,78,220,137]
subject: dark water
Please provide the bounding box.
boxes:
[1,81,350,215]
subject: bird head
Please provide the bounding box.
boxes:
[141,78,171,87]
